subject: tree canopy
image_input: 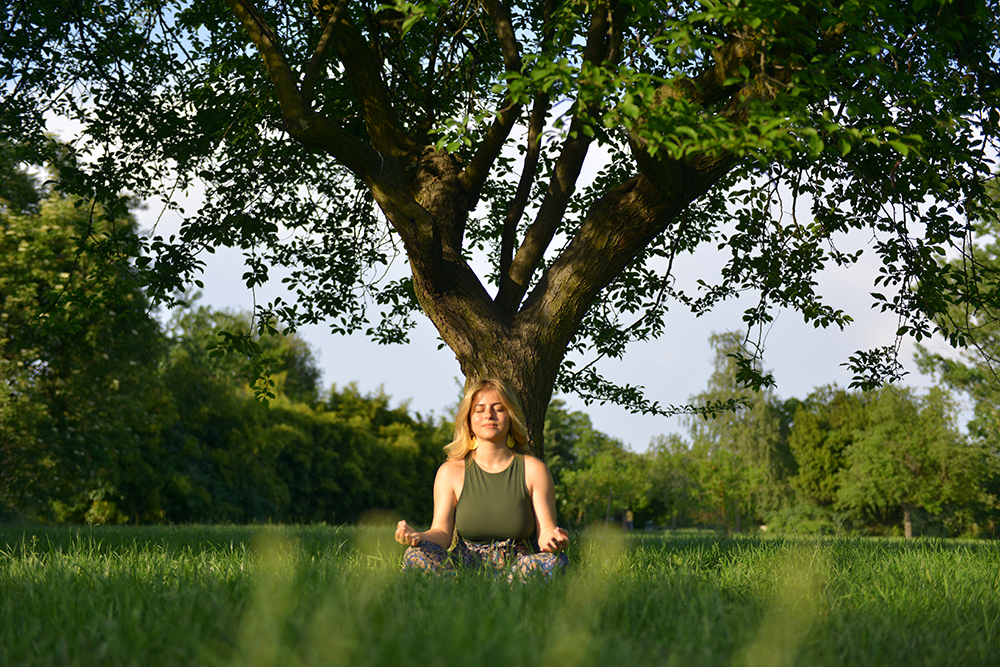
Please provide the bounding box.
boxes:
[0,156,169,521]
[835,385,985,538]
[3,0,999,451]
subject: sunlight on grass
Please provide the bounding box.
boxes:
[304,512,399,666]
[229,515,401,667]
[541,526,626,667]
[739,544,830,667]
[2,527,999,667]
[230,531,300,667]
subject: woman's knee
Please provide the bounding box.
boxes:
[401,541,449,571]
[511,551,569,580]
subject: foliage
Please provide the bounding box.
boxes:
[0,158,170,523]
[0,158,446,526]
[560,442,650,527]
[836,385,989,537]
[684,331,795,528]
[544,398,649,527]
[764,503,844,536]
[786,385,869,507]
[916,196,1000,448]
[643,434,701,529]
[621,337,996,538]
[3,0,999,449]
[153,305,446,524]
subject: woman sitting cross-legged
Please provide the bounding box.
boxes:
[395,378,569,579]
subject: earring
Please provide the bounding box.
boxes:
[507,435,515,449]
[469,436,478,451]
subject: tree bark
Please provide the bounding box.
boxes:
[903,504,914,539]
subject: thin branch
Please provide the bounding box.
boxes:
[301,0,350,107]
[225,0,386,177]
[561,232,684,382]
[499,93,550,285]
[498,0,620,312]
[332,16,416,156]
[225,0,308,125]
[458,0,525,204]
[498,0,557,292]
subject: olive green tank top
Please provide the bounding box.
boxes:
[454,455,535,543]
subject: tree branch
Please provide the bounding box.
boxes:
[631,20,847,201]
[517,162,731,362]
[498,93,550,292]
[227,0,429,240]
[458,0,525,206]
[497,0,622,313]
[332,15,416,157]
[225,0,308,127]
[520,18,850,366]
[498,0,557,299]
[301,0,350,107]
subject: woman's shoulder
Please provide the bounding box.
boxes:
[521,455,553,494]
[437,458,466,478]
[521,454,551,478]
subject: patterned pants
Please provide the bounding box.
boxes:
[402,538,568,581]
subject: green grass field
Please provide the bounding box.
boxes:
[1,524,998,667]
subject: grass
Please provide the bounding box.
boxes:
[1,523,998,666]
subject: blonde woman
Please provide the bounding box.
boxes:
[395,378,569,578]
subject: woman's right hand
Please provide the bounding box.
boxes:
[395,520,423,546]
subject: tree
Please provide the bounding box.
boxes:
[915,197,1000,432]
[836,385,986,538]
[4,0,999,454]
[914,184,1000,534]
[542,398,649,526]
[541,397,592,486]
[0,156,170,523]
[645,433,700,529]
[686,331,794,527]
[786,385,868,507]
[153,306,446,523]
[560,438,650,527]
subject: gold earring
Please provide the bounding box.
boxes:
[470,436,478,451]
[507,435,515,449]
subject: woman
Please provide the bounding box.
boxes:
[395,378,569,578]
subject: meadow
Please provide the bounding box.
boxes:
[1,523,998,667]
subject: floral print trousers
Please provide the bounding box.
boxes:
[402,537,568,581]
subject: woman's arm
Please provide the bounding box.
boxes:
[525,456,570,553]
[395,461,461,550]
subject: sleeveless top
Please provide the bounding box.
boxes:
[454,455,535,543]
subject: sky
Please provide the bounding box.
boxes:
[137,198,957,452]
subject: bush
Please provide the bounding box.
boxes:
[765,504,845,536]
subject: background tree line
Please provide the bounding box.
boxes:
[2,160,998,537]
[0,154,445,524]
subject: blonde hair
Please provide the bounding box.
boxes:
[444,378,530,460]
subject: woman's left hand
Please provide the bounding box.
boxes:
[538,526,569,553]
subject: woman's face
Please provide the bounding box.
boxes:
[470,388,511,445]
